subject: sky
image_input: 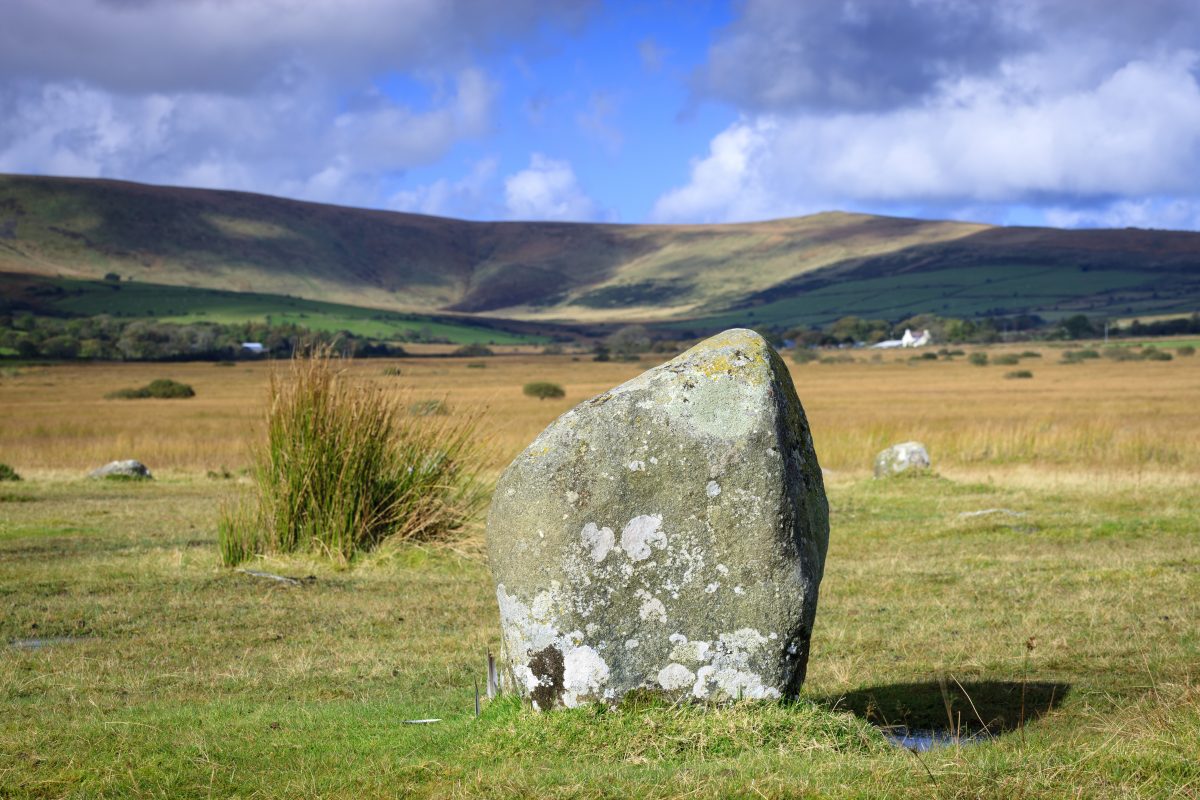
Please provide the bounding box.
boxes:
[3,0,1200,230]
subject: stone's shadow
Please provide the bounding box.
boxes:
[818,680,1071,735]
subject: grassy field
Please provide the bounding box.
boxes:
[0,275,547,345]
[1,343,1199,797]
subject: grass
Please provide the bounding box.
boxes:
[218,349,488,565]
[4,275,544,345]
[0,470,1197,797]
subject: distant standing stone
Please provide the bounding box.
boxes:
[873,442,931,478]
[89,460,153,480]
[487,329,829,709]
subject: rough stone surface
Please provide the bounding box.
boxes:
[873,442,931,478]
[486,329,828,709]
[89,460,153,480]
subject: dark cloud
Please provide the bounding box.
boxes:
[694,0,1200,113]
[696,0,1026,112]
[0,0,594,94]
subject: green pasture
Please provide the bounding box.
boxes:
[20,278,542,344]
[1,474,1196,798]
[682,264,1190,330]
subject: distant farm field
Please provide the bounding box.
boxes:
[1,344,1198,798]
[1,342,1197,476]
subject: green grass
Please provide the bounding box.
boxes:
[1,473,1197,797]
[678,264,1188,330]
[220,350,488,565]
[15,277,543,345]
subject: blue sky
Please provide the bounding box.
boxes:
[3,0,1200,230]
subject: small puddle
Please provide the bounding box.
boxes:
[9,636,91,651]
[882,728,985,752]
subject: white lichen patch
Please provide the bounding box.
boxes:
[705,582,720,593]
[670,637,711,664]
[689,627,780,700]
[636,590,667,624]
[562,645,610,708]
[627,460,646,472]
[620,514,666,561]
[716,564,729,576]
[625,639,639,650]
[580,522,615,563]
[658,663,696,691]
[706,480,721,497]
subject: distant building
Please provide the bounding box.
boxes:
[241,342,265,354]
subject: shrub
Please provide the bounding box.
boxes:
[452,343,494,357]
[218,348,488,566]
[1178,345,1196,356]
[1143,348,1173,361]
[107,378,195,399]
[466,362,487,369]
[540,344,564,355]
[214,360,237,367]
[524,381,566,400]
[1005,370,1034,379]
[968,352,988,366]
[1103,347,1143,361]
[0,463,21,481]
[791,348,818,364]
[819,354,856,364]
[1060,349,1099,364]
[992,354,1020,365]
[1020,351,1043,358]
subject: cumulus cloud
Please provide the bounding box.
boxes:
[504,154,598,221]
[659,0,1200,228]
[0,0,591,208]
[389,158,500,218]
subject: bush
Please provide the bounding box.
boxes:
[1103,348,1143,361]
[524,381,566,400]
[1005,370,1034,379]
[993,354,1020,365]
[1020,351,1043,358]
[452,343,494,357]
[1178,345,1196,356]
[107,378,195,399]
[466,362,487,369]
[791,348,818,364]
[0,463,21,481]
[819,354,856,364]
[1143,348,1173,361]
[218,348,488,566]
[968,352,988,366]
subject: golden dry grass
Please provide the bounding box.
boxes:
[2,343,1197,482]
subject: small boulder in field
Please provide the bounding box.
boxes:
[487,329,829,710]
[89,460,153,480]
[873,442,931,478]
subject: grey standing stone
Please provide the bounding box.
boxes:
[89,460,153,480]
[486,329,829,709]
[873,442,931,478]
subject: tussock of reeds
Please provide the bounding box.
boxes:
[219,347,487,566]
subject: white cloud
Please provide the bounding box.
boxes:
[0,69,498,209]
[389,158,500,218]
[504,154,597,221]
[655,53,1200,225]
[0,1,590,209]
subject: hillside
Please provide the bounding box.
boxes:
[2,174,1198,329]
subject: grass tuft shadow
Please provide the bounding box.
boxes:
[817,680,1070,736]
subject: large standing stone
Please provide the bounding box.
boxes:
[487,329,829,709]
[873,442,931,478]
[89,460,153,480]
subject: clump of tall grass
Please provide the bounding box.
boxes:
[0,463,21,481]
[1178,345,1196,357]
[218,347,488,566]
